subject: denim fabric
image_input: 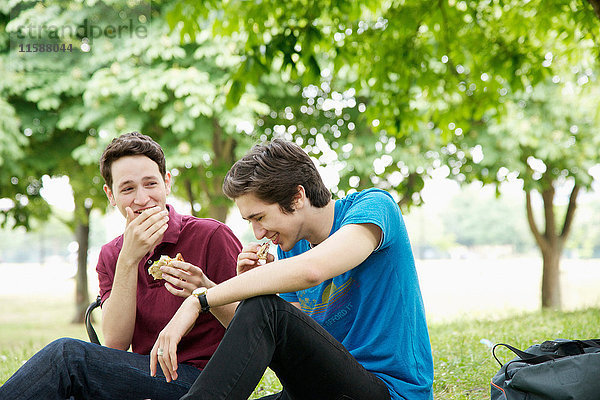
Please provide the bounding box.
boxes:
[0,338,200,400]
[181,295,391,400]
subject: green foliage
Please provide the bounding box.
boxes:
[2,0,600,291]
[164,0,600,213]
[0,98,24,167]
[169,0,599,137]
[4,0,600,223]
[450,77,600,193]
[1,0,271,222]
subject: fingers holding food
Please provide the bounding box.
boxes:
[166,261,214,292]
[256,242,270,263]
[149,254,213,297]
[236,242,272,274]
[162,270,193,298]
[148,253,184,280]
[236,257,257,275]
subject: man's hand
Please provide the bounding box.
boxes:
[120,206,169,264]
[160,261,215,298]
[150,296,200,382]
[103,206,169,350]
[162,261,239,328]
[236,243,274,275]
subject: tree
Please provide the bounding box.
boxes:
[454,78,600,308]
[168,0,600,309]
[0,15,51,230]
[2,1,125,321]
[2,0,271,320]
[58,2,270,221]
[4,0,600,312]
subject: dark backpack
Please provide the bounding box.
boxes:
[490,339,600,400]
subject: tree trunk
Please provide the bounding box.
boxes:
[209,203,230,223]
[525,183,579,310]
[183,178,198,217]
[188,118,237,222]
[540,247,561,309]
[72,205,91,323]
[588,0,600,20]
[211,119,237,223]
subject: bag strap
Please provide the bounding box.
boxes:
[502,353,567,381]
[494,340,600,382]
[492,343,537,367]
[574,339,600,349]
[493,339,600,366]
[539,339,600,355]
[498,348,569,382]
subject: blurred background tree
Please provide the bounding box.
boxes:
[1,0,599,318]
[168,0,600,309]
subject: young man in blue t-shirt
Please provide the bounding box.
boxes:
[150,139,434,400]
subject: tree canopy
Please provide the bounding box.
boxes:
[2,0,600,309]
[167,0,600,308]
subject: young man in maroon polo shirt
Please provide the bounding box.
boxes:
[0,132,241,399]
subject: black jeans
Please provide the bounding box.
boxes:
[181,295,391,400]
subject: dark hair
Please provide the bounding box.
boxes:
[222,139,331,212]
[100,131,166,188]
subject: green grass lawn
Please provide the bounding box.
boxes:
[0,295,281,398]
[1,295,599,399]
[430,307,600,399]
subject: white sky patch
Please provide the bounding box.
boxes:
[471,145,484,164]
[526,156,547,173]
[236,120,254,134]
[40,175,75,212]
[0,198,14,211]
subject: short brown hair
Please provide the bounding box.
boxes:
[222,139,331,212]
[100,132,166,188]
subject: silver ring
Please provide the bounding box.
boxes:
[157,348,164,357]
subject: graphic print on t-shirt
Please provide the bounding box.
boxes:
[298,277,354,330]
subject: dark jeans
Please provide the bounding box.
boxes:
[0,337,201,400]
[181,295,391,400]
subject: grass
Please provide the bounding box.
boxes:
[0,295,282,398]
[430,308,600,399]
[1,295,599,399]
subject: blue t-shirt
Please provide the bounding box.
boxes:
[278,188,434,400]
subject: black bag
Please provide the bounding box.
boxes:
[490,339,600,400]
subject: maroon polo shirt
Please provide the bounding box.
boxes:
[96,204,241,369]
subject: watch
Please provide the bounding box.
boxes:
[191,287,211,313]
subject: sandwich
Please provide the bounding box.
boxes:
[256,242,270,262]
[148,253,184,280]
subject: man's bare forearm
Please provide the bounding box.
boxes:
[209,302,239,328]
[101,256,138,350]
[101,207,169,349]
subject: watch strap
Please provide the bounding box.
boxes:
[198,293,210,313]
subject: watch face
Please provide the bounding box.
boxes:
[192,287,206,297]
